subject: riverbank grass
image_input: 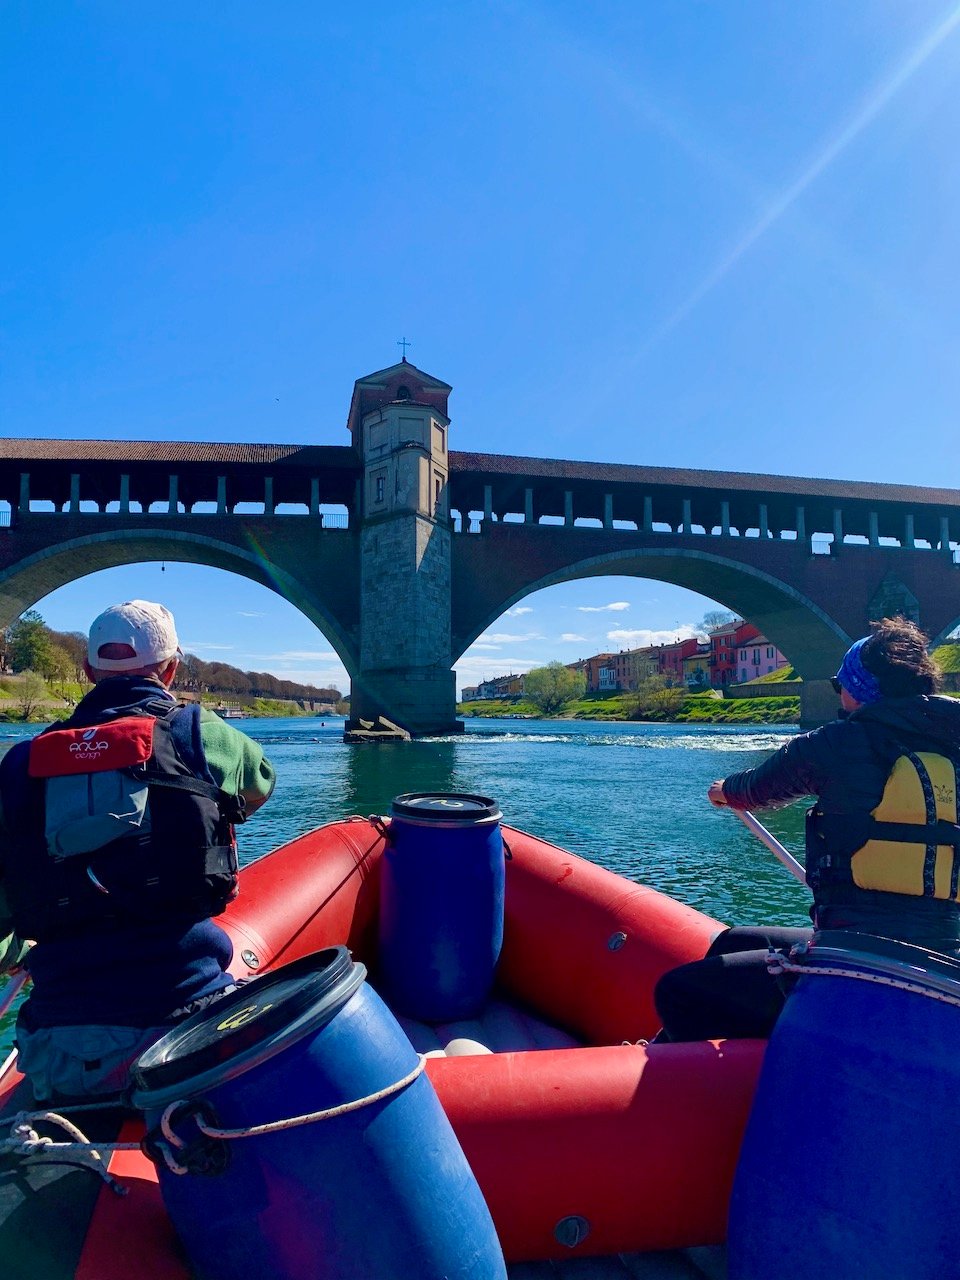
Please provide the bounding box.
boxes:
[458,690,800,724]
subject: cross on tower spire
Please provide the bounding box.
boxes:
[397,337,411,362]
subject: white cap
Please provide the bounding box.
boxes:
[87,600,182,672]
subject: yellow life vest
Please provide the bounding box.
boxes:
[850,752,960,900]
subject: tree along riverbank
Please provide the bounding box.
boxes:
[458,691,801,725]
[0,673,338,723]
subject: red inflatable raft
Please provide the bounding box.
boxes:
[0,818,765,1276]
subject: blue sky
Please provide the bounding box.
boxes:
[3,2,959,695]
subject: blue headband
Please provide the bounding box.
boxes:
[836,637,882,705]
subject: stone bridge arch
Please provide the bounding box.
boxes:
[0,526,360,675]
[452,535,856,724]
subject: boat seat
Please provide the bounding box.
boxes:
[396,998,582,1057]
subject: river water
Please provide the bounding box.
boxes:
[0,714,813,1053]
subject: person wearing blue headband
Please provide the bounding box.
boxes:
[655,615,960,1042]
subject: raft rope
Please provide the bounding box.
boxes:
[767,949,960,1010]
[154,1053,427,1176]
[0,1106,141,1194]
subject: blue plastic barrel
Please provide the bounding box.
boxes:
[728,931,960,1280]
[378,792,505,1022]
[131,948,507,1280]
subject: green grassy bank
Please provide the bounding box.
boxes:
[458,691,801,724]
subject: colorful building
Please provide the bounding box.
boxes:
[654,638,700,686]
[709,620,759,687]
[736,636,789,684]
[682,643,712,690]
[575,654,617,694]
[473,673,525,699]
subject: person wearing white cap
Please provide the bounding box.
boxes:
[0,600,276,1104]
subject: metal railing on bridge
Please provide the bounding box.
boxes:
[450,509,959,562]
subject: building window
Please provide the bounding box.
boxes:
[375,476,385,504]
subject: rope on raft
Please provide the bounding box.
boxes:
[0,1108,141,1194]
[155,1053,427,1176]
[768,953,960,1008]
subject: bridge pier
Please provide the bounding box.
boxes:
[800,678,838,730]
[349,667,459,738]
[344,360,464,739]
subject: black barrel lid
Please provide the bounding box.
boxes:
[131,947,363,1097]
[391,792,501,823]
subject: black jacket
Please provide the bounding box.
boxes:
[721,695,960,953]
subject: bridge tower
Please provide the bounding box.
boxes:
[345,359,462,736]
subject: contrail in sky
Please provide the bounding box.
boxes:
[640,3,960,353]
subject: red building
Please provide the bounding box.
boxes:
[709,620,760,687]
[654,638,700,686]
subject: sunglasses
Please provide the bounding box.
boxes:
[830,677,843,695]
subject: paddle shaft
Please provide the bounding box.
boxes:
[0,969,27,1022]
[735,808,807,884]
[0,970,28,1087]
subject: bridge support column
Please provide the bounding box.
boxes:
[217,476,227,514]
[350,511,460,736]
[310,478,320,516]
[18,473,29,514]
[564,491,573,527]
[643,496,653,532]
[603,493,613,529]
[347,360,461,738]
[524,488,534,524]
[904,513,915,549]
[800,679,838,730]
[68,474,80,513]
[721,500,730,536]
[483,485,493,522]
[795,504,805,544]
[120,475,130,514]
[832,508,843,551]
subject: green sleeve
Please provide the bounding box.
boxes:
[198,709,277,815]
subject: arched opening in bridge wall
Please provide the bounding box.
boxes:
[453,574,746,698]
[453,546,852,711]
[0,530,357,695]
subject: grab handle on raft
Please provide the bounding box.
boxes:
[736,809,807,885]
